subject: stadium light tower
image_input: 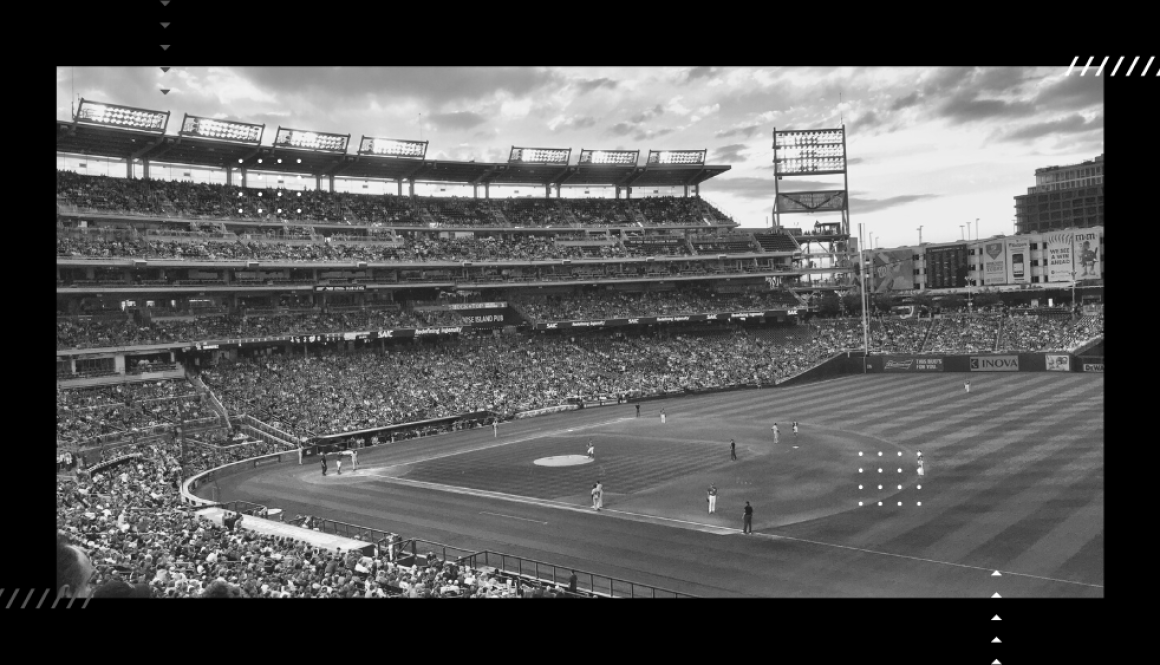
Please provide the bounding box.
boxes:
[960,225,965,240]
[858,222,870,372]
[917,226,923,245]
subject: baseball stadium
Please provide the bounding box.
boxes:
[55,95,1104,600]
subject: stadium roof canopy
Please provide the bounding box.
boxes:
[57,120,730,189]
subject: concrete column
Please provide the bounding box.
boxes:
[142,159,150,180]
[398,180,403,197]
[328,175,335,193]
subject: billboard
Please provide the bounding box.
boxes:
[1073,228,1102,280]
[883,356,944,372]
[871,249,915,293]
[1045,354,1071,372]
[1044,231,1075,283]
[970,356,1020,372]
[982,240,1007,286]
[775,190,847,213]
[926,244,969,289]
[1006,238,1031,285]
[1082,362,1104,372]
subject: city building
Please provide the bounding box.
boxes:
[1014,153,1104,234]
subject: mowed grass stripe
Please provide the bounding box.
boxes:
[853,374,1072,438]
[868,410,1103,556]
[904,448,1103,566]
[777,406,1102,549]
[960,466,1103,582]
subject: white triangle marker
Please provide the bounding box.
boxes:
[992,637,1001,643]
[161,22,171,28]
[992,592,1001,598]
[992,615,1001,621]
[992,570,1001,577]
[993,661,1001,665]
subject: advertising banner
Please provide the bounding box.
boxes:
[983,240,1007,286]
[1045,354,1071,372]
[446,302,506,310]
[883,356,944,372]
[533,310,794,330]
[1082,362,1104,372]
[313,284,366,292]
[1044,231,1075,283]
[1006,239,1030,285]
[1073,228,1102,280]
[871,249,915,293]
[926,244,969,289]
[970,356,1020,372]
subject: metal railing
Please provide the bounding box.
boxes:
[456,550,696,598]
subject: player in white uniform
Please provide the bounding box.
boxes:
[591,483,599,509]
[336,455,342,475]
[707,485,718,514]
[771,423,780,444]
[964,380,971,394]
[587,440,595,459]
[792,422,799,440]
[917,451,924,476]
[493,420,498,438]
[595,481,604,510]
[660,409,667,424]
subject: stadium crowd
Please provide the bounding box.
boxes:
[57,381,216,448]
[57,171,734,228]
[514,290,798,322]
[923,314,1003,354]
[995,310,1105,353]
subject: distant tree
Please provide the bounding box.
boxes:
[817,293,841,317]
[973,290,1002,309]
[873,292,897,314]
[940,293,966,311]
[841,292,863,317]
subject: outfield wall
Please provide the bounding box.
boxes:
[861,352,1099,373]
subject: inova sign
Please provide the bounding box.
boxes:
[970,356,1020,372]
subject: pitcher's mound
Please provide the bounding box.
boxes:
[534,455,594,467]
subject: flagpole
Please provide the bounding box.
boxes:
[859,223,870,373]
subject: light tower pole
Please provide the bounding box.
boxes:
[917,226,923,245]
[859,222,870,373]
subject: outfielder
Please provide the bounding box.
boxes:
[707,484,718,513]
[771,423,779,444]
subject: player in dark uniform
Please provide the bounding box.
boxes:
[730,439,737,461]
[320,455,327,477]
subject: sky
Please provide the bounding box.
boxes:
[55,66,1103,249]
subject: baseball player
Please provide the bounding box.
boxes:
[595,480,604,511]
[792,422,799,440]
[493,420,498,438]
[730,439,737,461]
[336,455,342,475]
[591,483,600,510]
[587,440,595,460]
[771,423,780,444]
[708,484,718,513]
[660,408,667,424]
[964,380,971,394]
[917,451,925,477]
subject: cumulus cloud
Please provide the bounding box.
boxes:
[715,124,763,139]
[710,143,749,163]
[634,127,676,141]
[1032,75,1104,112]
[1000,113,1103,142]
[575,77,618,93]
[428,111,488,131]
[850,194,939,214]
[630,105,665,124]
[608,122,634,137]
[937,92,1035,124]
[889,92,920,111]
[549,115,597,132]
[686,67,717,82]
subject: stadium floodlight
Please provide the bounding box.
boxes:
[358,136,428,159]
[579,149,639,165]
[509,146,571,164]
[274,126,349,153]
[180,114,263,144]
[646,149,706,165]
[74,99,169,133]
[773,127,846,175]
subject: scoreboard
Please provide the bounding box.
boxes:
[925,244,969,289]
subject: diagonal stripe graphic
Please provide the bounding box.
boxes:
[1142,56,1155,76]
[1094,56,1109,76]
[1112,56,1125,76]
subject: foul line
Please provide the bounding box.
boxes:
[364,417,631,469]
[748,531,1104,589]
[479,512,548,524]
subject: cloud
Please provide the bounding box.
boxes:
[846,157,865,165]
[937,92,1035,124]
[549,115,597,132]
[715,124,762,139]
[575,77,618,93]
[630,104,665,124]
[710,144,749,163]
[850,194,940,214]
[633,127,676,141]
[686,67,716,82]
[889,92,920,111]
[1000,113,1103,142]
[608,122,634,137]
[1032,75,1104,112]
[234,67,560,107]
[700,176,775,200]
[428,111,488,131]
